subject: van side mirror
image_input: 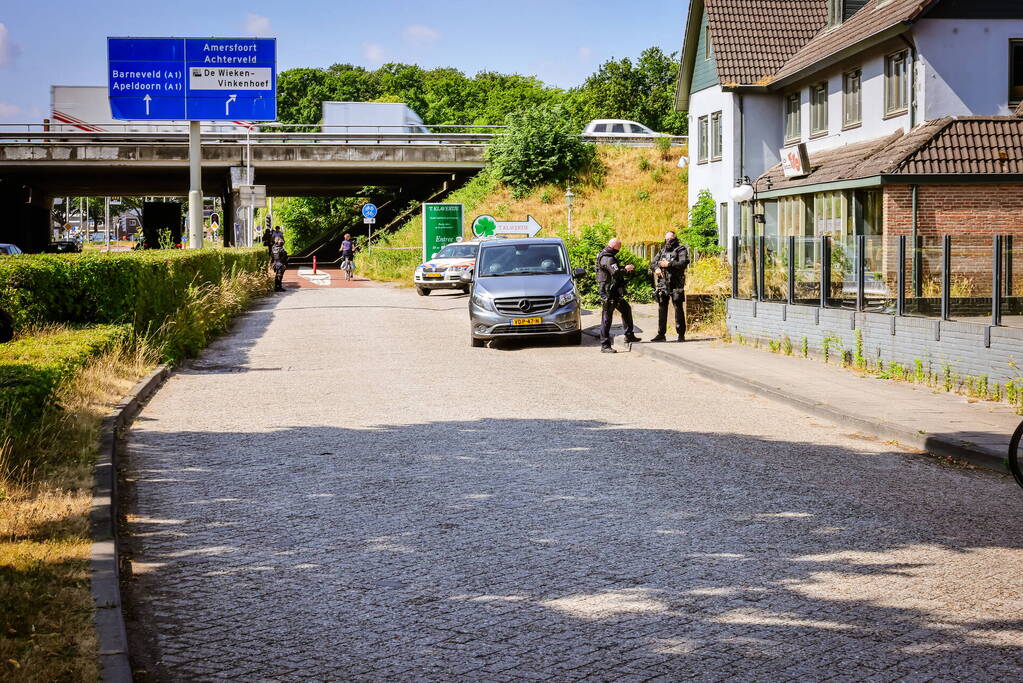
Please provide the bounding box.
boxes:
[459,271,473,283]
[572,268,586,279]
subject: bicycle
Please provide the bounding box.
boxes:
[1009,420,1023,488]
[341,256,354,281]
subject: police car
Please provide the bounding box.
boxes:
[414,240,482,295]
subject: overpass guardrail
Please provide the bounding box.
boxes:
[0,123,687,148]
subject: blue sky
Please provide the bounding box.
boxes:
[0,0,689,122]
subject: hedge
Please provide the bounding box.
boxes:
[0,324,131,444]
[0,248,267,333]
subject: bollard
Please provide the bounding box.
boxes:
[313,255,317,275]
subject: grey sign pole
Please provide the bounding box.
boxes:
[188,121,203,249]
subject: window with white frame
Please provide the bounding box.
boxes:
[810,82,828,136]
[710,111,722,161]
[784,92,801,143]
[697,115,709,163]
[843,69,862,128]
[827,0,843,27]
[885,51,909,115]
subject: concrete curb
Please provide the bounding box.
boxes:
[585,327,1007,473]
[91,364,170,683]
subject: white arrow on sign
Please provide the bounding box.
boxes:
[143,94,152,115]
[493,215,543,237]
[225,94,237,116]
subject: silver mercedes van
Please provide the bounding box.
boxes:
[465,237,585,347]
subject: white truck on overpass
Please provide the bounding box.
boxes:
[49,85,254,133]
[320,101,430,136]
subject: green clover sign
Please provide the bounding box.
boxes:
[472,215,497,237]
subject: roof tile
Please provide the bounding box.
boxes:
[706,0,826,85]
[760,117,1023,191]
[773,0,938,83]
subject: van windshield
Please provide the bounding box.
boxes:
[478,244,567,277]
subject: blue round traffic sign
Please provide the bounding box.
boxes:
[361,203,378,219]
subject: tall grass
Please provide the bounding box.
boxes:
[0,341,155,682]
[0,267,272,681]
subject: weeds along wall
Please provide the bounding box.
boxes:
[0,249,267,333]
[727,299,1023,385]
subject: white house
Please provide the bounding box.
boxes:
[676,0,1023,256]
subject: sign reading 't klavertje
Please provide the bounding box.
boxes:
[422,203,464,261]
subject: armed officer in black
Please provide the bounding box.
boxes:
[596,237,642,353]
[270,236,288,292]
[650,230,690,342]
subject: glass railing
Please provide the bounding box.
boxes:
[762,236,787,302]
[862,235,895,313]
[949,238,994,322]
[826,238,856,309]
[1001,241,1023,328]
[734,238,755,299]
[792,237,821,305]
[904,237,943,318]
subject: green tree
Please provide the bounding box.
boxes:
[325,63,382,101]
[486,103,599,198]
[682,189,721,256]
[273,196,366,253]
[277,68,339,125]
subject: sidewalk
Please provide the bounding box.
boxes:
[584,304,1019,472]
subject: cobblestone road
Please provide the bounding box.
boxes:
[125,285,1023,681]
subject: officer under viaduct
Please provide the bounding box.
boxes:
[0,133,486,250]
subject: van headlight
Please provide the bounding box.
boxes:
[472,291,496,311]
[557,290,576,307]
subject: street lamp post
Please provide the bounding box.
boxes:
[730,175,774,234]
[565,186,575,235]
[730,175,773,300]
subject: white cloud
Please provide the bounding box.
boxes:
[577,47,593,61]
[403,24,441,43]
[362,42,387,64]
[0,103,22,120]
[0,23,21,68]
[243,13,272,37]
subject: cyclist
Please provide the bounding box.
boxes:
[340,233,356,280]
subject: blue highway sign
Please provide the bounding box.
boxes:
[362,203,378,219]
[107,37,276,121]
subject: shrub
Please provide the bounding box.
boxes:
[655,135,673,159]
[682,189,721,256]
[486,103,601,198]
[0,325,130,447]
[0,248,266,335]
[638,157,651,171]
[560,222,653,306]
[685,255,731,295]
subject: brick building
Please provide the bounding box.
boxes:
[675,0,1023,263]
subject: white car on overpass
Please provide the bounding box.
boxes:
[583,119,663,138]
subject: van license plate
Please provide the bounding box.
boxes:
[512,317,542,326]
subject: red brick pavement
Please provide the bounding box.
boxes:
[280,267,372,289]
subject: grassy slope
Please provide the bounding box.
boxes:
[361,145,690,283]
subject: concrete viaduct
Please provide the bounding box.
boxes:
[0,131,488,250]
